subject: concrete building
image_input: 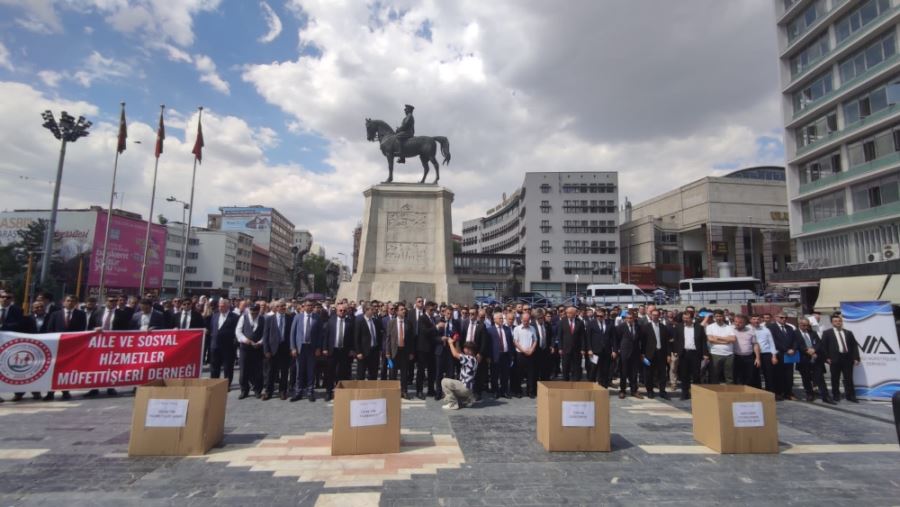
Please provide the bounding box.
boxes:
[775,0,900,282]
[619,167,793,288]
[309,242,326,258]
[161,222,198,297]
[293,230,313,255]
[208,206,295,298]
[184,229,253,296]
[462,172,619,300]
[249,244,271,299]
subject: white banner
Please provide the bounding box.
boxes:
[0,332,60,392]
[841,301,900,400]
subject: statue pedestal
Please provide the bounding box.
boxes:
[336,183,472,304]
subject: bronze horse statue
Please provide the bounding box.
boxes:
[365,118,450,184]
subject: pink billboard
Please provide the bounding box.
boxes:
[88,210,167,291]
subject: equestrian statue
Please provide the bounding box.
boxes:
[365,104,451,184]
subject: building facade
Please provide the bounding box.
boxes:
[461,172,619,300]
[619,167,794,288]
[184,229,253,296]
[161,222,198,297]
[776,0,900,273]
[249,244,271,298]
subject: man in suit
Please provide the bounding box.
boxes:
[261,300,292,400]
[672,311,708,400]
[0,290,24,332]
[322,303,353,401]
[532,308,553,383]
[207,298,240,389]
[557,306,585,381]
[413,301,437,400]
[11,299,45,402]
[642,309,670,399]
[173,299,204,330]
[614,312,644,399]
[83,297,122,398]
[434,306,460,400]
[386,304,414,398]
[82,297,101,331]
[165,297,184,328]
[796,317,834,404]
[768,313,803,401]
[129,299,168,331]
[354,303,382,381]
[586,308,614,388]
[290,299,322,402]
[821,314,860,403]
[487,311,513,399]
[116,295,135,324]
[44,295,87,401]
[236,304,265,399]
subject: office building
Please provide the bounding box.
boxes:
[184,229,253,296]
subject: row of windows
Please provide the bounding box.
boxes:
[483,235,520,254]
[800,170,900,223]
[801,189,846,224]
[539,183,617,194]
[483,202,519,228]
[847,122,900,167]
[480,218,519,243]
[787,0,824,43]
[839,30,895,85]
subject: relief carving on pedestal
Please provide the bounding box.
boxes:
[384,203,429,267]
[384,242,428,266]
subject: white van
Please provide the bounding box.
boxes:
[584,283,652,306]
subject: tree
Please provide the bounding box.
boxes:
[0,219,66,303]
[302,254,331,294]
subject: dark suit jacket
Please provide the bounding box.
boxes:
[129,310,168,331]
[23,313,51,334]
[435,317,461,355]
[262,312,292,354]
[0,305,25,332]
[172,310,204,329]
[587,318,614,353]
[532,320,553,351]
[557,317,585,354]
[641,320,670,357]
[796,328,822,363]
[354,315,382,355]
[767,323,802,357]
[323,314,353,353]
[386,316,414,358]
[412,312,437,353]
[672,323,709,356]
[487,324,513,362]
[290,311,322,350]
[820,328,860,362]
[46,308,87,333]
[208,311,239,352]
[614,322,643,360]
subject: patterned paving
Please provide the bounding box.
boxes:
[202,429,464,488]
[0,401,81,417]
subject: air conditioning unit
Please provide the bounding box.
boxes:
[882,243,899,261]
[865,252,882,263]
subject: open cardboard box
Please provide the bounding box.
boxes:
[332,380,401,456]
[691,384,778,454]
[536,381,610,452]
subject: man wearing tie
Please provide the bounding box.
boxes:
[641,309,670,399]
[0,290,24,333]
[614,312,644,399]
[175,300,204,330]
[487,312,513,399]
[261,300,292,400]
[557,306,585,381]
[386,304,414,399]
[129,299,167,331]
[413,301,437,400]
[768,313,802,401]
[290,300,322,402]
[207,299,239,389]
[434,307,460,401]
[354,304,382,381]
[462,309,488,400]
[797,317,834,404]
[821,314,860,403]
[586,308,614,388]
[672,311,708,400]
[532,308,553,382]
[44,295,86,401]
[323,303,353,401]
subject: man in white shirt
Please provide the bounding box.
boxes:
[513,312,538,398]
[236,305,264,399]
[705,310,736,384]
[751,315,778,392]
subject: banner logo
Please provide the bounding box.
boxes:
[0,338,52,385]
[860,335,896,355]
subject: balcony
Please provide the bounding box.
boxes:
[800,199,900,233]
[798,150,900,195]
[784,0,850,57]
[795,102,900,158]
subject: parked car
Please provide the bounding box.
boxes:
[474,296,502,306]
[512,292,554,308]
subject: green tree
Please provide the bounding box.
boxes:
[0,220,67,303]
[302,254,330,294]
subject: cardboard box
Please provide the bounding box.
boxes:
[691,384,778,454]
[536,381,610,452]
[128,378,228,456]
[332,380,401,456]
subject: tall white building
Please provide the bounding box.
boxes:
[776,0,900,274]
[183,229,253,296]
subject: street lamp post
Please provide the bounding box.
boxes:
[626,232,635,284]
[39,111,92,288]
[337,252,349,281]
[166,196,190,297]
[747,216,755,278]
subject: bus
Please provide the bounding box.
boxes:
[583,284,653,306]
[677,277,761,304]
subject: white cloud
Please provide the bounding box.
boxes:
[83,25,94,34]
[193,54,230,95]
[0,42,12,71]
[72,51,135,87]
[258,1,283,44]
[154,42,193,63]
[100,0,221,47]
[1,0,64,33]
[37,70,62,87]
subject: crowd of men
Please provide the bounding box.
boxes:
[0,290,863,410]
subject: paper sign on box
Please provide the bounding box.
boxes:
[350,398,387,427]
[732,401,765,428]
[145,398,189,428]
[561,401,595,427]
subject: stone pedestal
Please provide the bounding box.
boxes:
[336,183,472,304]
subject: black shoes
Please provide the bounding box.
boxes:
[325,392,333,402]
[239,392,249,400]
[417,392,426,400]
[289,394,303,402]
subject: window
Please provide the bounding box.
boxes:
[835,0,892,44]
[793,71,833,113]
[800,189,847,223]
[540,219,551,233]
[852,171,900,210]
[800,151,842,183]
[787,0,825,43]
[843,77,900,125]
[540,240,551,253]
[839,31,896,84]
[790,32,830,77]
[796,110,837,147]
[540,200,551,213]
[847,124,900,167]
[540,183,551,193]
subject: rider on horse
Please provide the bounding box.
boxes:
[395,104,414,164]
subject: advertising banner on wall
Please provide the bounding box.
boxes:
[0,210,96,261]
[220,206,272,249]
[840,301,900,400]
[88,210,167,290]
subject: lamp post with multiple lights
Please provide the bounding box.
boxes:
[39,110,92,287]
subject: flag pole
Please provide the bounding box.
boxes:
[179,106,202,298]
[139,104,164,296]
[98,102,125,302]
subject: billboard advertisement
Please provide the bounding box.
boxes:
[220,206,272,248]
[0,210,96,262]
[88,210,166,291]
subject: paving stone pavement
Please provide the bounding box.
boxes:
[0,383,898,506]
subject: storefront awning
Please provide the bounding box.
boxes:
[769,280,820,289]
[814,275,889,311]
[878,275,900,304]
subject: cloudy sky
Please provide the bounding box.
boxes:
[0,0,784,260]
